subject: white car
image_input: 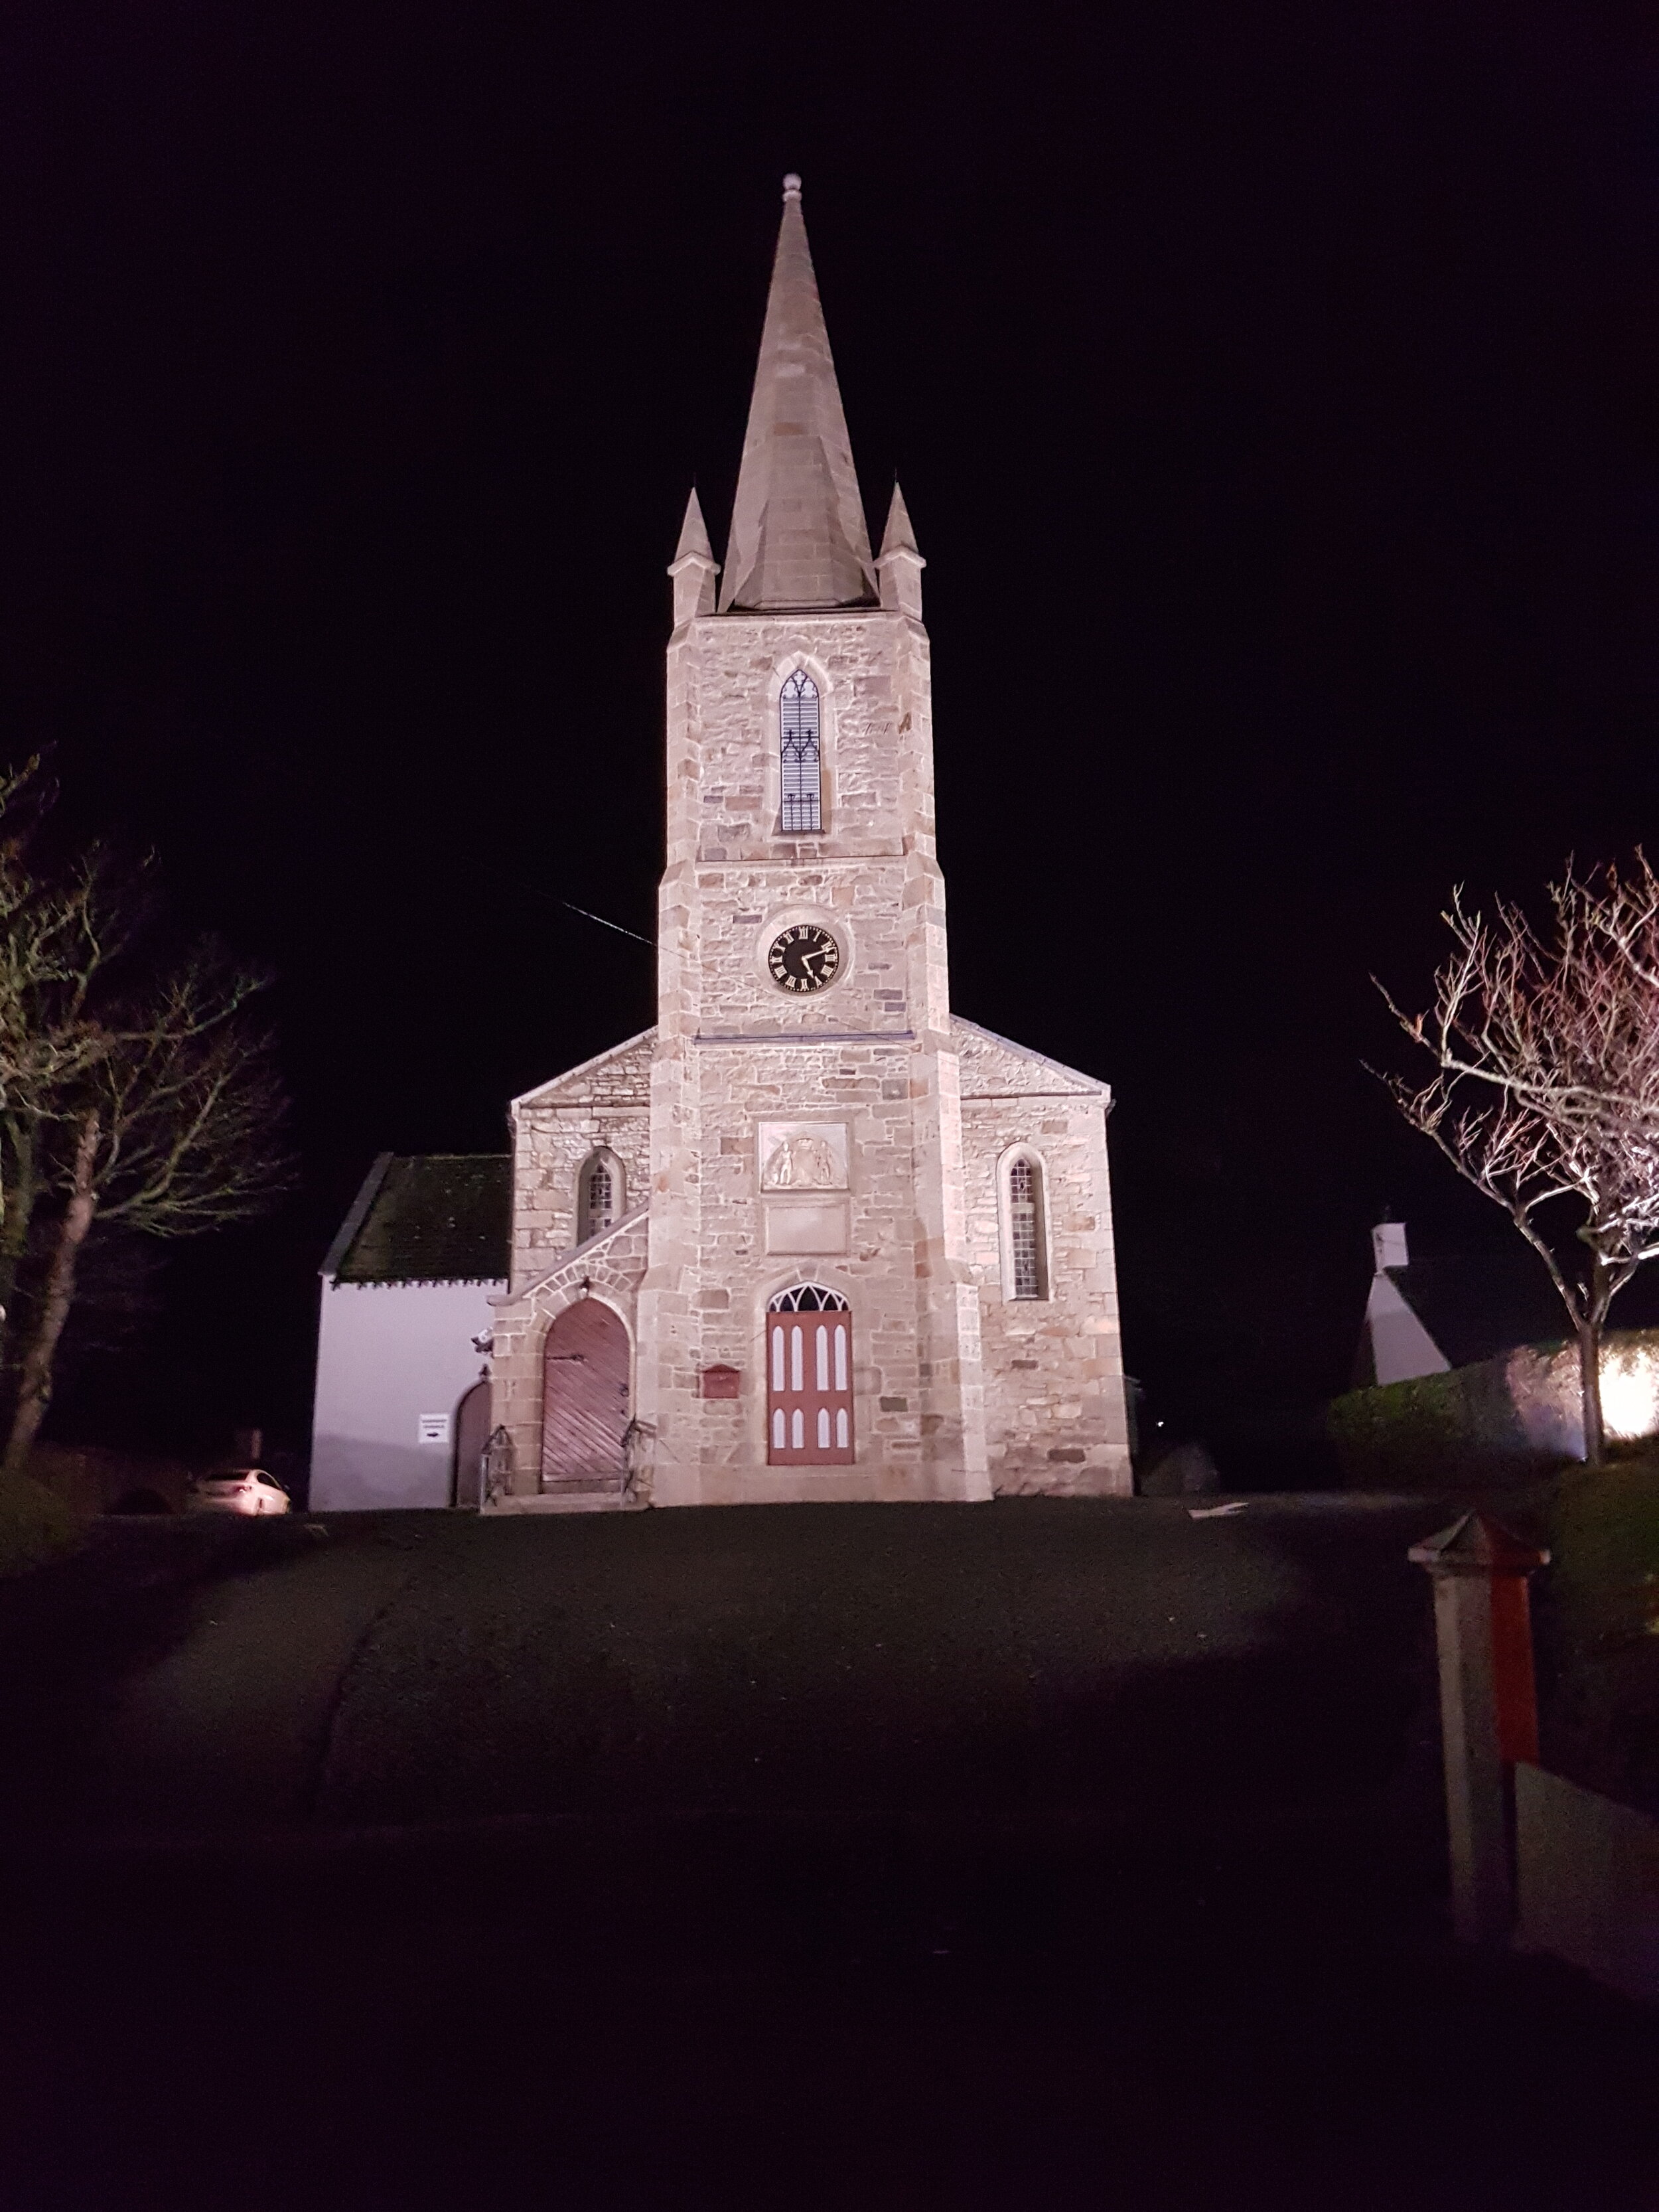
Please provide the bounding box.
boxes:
[185,1465,291,1516]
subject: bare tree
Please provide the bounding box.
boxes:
[0,763,292,1478]
[2,946,292,1475]
[0,820,149,1347]
[1379,857,1659,1466]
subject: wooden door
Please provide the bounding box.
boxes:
[540,1299,630,1489]
[452,1378,490,1508]
[766,1300,854,1465]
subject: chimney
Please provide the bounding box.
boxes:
[1372,1221,1408,1273]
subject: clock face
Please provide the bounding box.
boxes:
[768,922,841,994]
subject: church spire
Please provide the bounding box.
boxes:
[719,175,877,613]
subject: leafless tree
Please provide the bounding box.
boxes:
[1,945,292,1475]
[0,806,148,1342]
[1379,856,1659,1466]
[0,764,293,1477]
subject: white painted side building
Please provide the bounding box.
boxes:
[309,1154,507,1511]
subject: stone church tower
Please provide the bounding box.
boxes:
[486,177,1131,1508]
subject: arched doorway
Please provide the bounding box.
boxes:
[540,1298,630,1495]
[766,1285,854,1466]
[452,1378,491,1509]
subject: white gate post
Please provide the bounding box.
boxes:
[1409,1512,1550,1947]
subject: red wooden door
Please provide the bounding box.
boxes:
[541,1299,630,1489]
[766,1293,854,1465]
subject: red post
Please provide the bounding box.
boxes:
[1409,1512,1550,1945]
[1490,1569,1541,1764]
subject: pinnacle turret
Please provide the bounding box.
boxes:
[875,481,925,617]
[668,487,719,622]
[719,176,876,613]
[878,481,920,558]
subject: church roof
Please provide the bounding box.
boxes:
[325,1153,511,1284]
[951,1016,1108,1100]
[512,1027,655,1112]
[719,176,877,614]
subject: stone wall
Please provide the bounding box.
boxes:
[640,599,986,1505]
[508,1030,652,1295]
[964,1097,1131,1496]
[637,1031,989,1505]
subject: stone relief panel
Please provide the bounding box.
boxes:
[758,1122,849,1192]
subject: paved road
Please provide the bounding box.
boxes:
[4,1496,1656,2211]
[60,1493,1447,1832]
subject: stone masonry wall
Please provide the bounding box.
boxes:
[642,1033,985,1505]
[641,599,985,1505]
[508,1031,652,1296]
[954,1015,1131,1496]
[964,1096,1131,1496]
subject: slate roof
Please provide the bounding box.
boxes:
[325,1154,511,1284]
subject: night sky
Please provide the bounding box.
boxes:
[1,3,1652,1458]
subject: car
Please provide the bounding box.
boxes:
[184,1463,291,1516]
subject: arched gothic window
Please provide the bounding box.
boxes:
[1005,1154,1049,1301]
[577,1149,623,1246]
[779,671,822,834]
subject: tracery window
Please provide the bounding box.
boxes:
[767,1283,849,1314]
[577,1149,622,1246]
[1006,1154,1048,1301]
[779,670,822,834]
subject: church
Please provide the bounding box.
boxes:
[309,177,1131,1512]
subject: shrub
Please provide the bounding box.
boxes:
[1327,1358,1538,1490]
[0,1470,84,1578]
[1537,1455,1659,1819]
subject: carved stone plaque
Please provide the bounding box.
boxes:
[757,1122,849,1193]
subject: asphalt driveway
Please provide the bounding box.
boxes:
[5,1497,1656,2211]
[58,1494,1445,1834]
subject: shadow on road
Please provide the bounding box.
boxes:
[1,1499,1654,2207]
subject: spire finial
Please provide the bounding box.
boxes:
[782,173,802,200]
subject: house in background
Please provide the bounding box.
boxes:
[310,1154,509,1511]
[1358,1221,1451,1385]
[1356,1218,1573,1386]
[1350,1215,1659,1463]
